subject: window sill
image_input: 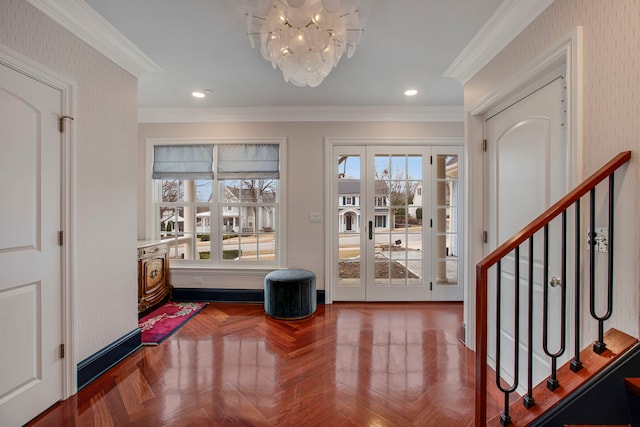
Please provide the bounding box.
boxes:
[169,263,283,276]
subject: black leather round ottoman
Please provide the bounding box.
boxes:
[264,269,316,320]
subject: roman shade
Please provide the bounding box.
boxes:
[152,144,214,179]
[217,144,279,179]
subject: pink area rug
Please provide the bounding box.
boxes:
[139,302,207,345]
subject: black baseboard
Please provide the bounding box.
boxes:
[77,328,141,390]
[173,288,326,304]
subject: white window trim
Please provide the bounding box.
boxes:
[145,137,287,269]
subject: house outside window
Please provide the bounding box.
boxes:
[375,196,387,207]
[149,140,284,266]
[375,215,387,228]
[337,179,389,232]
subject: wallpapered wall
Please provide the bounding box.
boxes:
[465,0,640,338]
[0,0,139,361]
[138,121,464,291]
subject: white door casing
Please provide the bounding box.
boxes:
[0,58,66,425]
[485,76,572,392]
[329,141,464,302]
[464,27,582,352]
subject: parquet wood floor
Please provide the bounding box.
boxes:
[27,302,503,426]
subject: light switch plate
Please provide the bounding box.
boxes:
[309,212,323,223]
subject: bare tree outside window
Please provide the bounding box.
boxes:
[375,166,419,227]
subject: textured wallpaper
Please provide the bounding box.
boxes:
[0,0,139,361]
[466,0,640,338]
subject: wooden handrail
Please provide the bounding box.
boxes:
[478,151,631,271]
[475,150,631,426]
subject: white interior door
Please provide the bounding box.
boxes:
[0,62,63,425]
[332,144,463,302]
[485,76,571,390]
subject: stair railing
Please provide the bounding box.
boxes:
[475,151,631,426]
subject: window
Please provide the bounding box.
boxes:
[149,140,284,266]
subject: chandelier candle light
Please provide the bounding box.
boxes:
[247,0,363,87]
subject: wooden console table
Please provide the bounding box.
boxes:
[137,240,171,313]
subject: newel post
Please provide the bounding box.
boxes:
[475,264,489,426]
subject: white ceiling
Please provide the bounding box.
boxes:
[29,0,555,120]
[79,0,504,110]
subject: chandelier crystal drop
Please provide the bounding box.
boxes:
[247,0,363,88]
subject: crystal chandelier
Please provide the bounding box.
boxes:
[247,0,363,87]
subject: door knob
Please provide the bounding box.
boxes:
[550,276,562,287]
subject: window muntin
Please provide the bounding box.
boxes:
[151,143,281,266]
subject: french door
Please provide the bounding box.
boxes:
[331,144,463,301]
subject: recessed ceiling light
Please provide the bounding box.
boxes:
[192,89,212,98]
[404,89,418,96]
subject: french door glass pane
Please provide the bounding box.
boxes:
[435,154,458,285]
[338,155,361,287]
[374,154,423,287]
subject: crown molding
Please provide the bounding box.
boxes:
[27,0,161,77]
[442,0,556,84]
[138,106,464,123]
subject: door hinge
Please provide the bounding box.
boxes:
[60,343,65,359]
[59,115,74,133]
[482,139,487,152]
[482,230,488,244]
[58,230,64,246]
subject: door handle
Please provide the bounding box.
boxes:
[550,276,562,287]
[369,221,373,240]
